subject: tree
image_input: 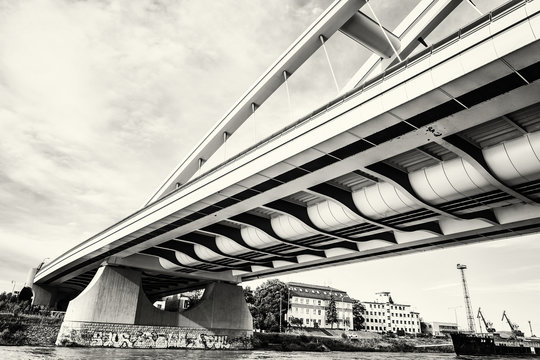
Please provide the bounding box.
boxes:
[184,289,204,309]
[289,316,303,329]
[326,294,338,329]
[243,286,258,322]
[352,300,366,330]
[251,279,288,332]
[18,287,33,302]
[243,286,255,305]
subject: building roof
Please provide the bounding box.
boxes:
[286,282,354,303]
[287,282,345,293]
[361,300,412,307]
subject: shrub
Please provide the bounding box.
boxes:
[0,319,27,345]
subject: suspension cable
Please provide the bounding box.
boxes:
[319,35,340,93]
[365,0,402,62]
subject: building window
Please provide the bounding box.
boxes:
[318,300,321,305]
[318,309,321,315]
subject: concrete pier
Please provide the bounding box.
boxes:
[55,265,253,349]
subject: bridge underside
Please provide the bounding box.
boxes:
[34,1,540,303]
[42,81,540,300]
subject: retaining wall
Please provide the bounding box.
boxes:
[56,320,252,349]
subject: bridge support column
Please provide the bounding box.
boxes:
[56,265,253,349]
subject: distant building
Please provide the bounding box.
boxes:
[360,292,421,335]
[153,294,190,312]
[421,321,458,336]
[286,282,354,330]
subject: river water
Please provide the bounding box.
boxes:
[0,347,529,360]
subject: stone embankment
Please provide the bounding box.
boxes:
[0,314,62,346]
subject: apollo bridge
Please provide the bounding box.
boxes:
[28,0,540,348]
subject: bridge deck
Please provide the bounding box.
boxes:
[35,0,540,298]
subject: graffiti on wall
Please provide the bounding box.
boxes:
[57,327,233,349]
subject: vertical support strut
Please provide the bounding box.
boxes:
[319,35,340,93]
[223,131,229,161]
[283,71,293,122]
[251,102,257,143]
[457,264,476,333]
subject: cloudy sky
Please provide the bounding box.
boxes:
[1,0,537,333]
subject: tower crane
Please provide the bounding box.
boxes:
[501,310,524,337]
[477,308,496,333]
[457,264,476,333]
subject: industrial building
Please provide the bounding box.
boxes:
[361,292,421,334]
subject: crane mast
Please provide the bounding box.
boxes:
[457,264,476,333]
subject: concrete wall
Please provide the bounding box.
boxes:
[58,265,253,347]
[56,321,252,349]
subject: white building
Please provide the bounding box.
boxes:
[286,282,354,330]
[421,321,458,336]
[153,293,190,311]
[361,292,421,335]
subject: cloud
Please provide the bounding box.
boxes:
[0,0,338,290]
[422,282,459,291]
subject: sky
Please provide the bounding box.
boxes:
[0,0,537,334]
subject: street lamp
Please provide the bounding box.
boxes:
[448,306,462,329]
[339,293,345,330]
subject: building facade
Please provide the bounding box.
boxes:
[421,321,458,336]
[361,292,421,334]
[286,282,354,330]
[153,294,190,312]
